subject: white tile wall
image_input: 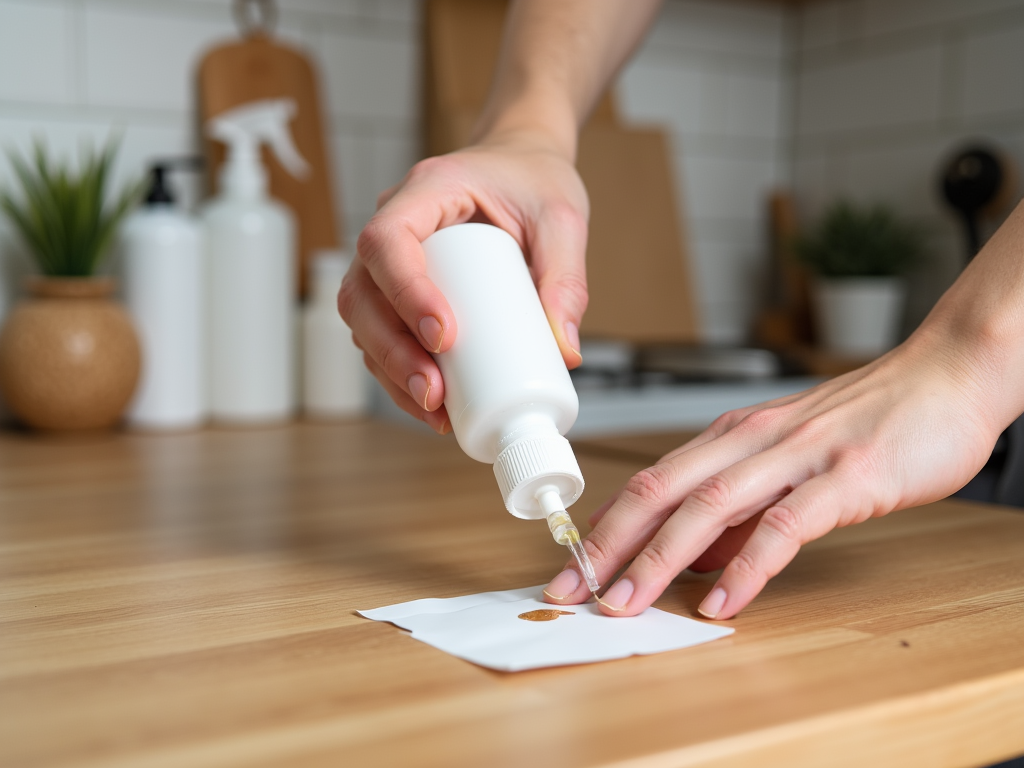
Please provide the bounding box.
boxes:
[619,0,791,343]
[859,0,1024,38]
[794,0,1024,332]
[956,25,1024,121]
[5,0,1016,350]
[0,0,792,347]
[315,31,418,122]
[83,8,235,112]
[797,43,945,137]
[0,1,74,106]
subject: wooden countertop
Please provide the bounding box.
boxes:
[2,420,1024,768]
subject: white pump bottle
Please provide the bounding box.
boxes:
[422,225,597,589]
[203,98,308,423]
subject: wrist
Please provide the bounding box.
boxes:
[910,282,1024,435]
[471,83,579,163]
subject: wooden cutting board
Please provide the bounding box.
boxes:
[198,32,341,298]
[423,0,699,344]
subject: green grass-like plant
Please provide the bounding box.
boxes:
[795,201,924,278]
[0,139,141,277]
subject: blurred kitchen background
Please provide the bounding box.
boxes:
[0,0,1022,435]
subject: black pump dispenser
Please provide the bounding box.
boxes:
[142,156,204,207]
[144,164,175,205]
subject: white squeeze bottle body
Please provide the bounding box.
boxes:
[121,162,206,430]
[203,99,308,423]
[421,223,599,592]
[302,250,368,418]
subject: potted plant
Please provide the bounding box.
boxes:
[796,201,924,356]
[0,140,142,430]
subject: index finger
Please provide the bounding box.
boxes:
[357,158,479,355]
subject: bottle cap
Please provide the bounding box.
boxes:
[493,433,584,520]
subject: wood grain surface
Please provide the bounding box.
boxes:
[1,420,1023,768]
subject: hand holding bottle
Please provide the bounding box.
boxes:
[544,201,1024,619]
[338,136,590,433]
[339,0,662,432]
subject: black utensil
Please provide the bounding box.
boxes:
[939,145,1006,261]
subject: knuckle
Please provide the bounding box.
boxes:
[407,155,455,183]
[387,273,419,317]
[377,341,400,377]
[544,201,588,234]
[709,409,743,433]
[634,539,676,575]
[737,406,781,434]
[688,475,732,515]
[729,550,760,580]
[836,443,876,476]
[623,464,675,507]
[336,273,360,323]
[554,272,589,308]
[582,528,615,566]
[356,218,390,268]
[760,505,802,544]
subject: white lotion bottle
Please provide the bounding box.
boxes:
[302,250,367,418]
[422,224,597,588]
[121,162,206,430]
[203,99,308,424]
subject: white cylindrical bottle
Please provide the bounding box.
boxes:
[121,164,206,430]
[203,102,298,424]
[302,250,368,418]
[421,223,584,520]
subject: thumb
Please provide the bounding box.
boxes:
[530,204,589,369]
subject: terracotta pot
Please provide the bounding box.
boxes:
[0,277,141,431]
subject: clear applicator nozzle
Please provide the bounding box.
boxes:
[538,489,600,593]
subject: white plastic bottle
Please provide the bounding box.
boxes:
[302,250,367,418]
[422,224,598,589]
[203,99,308,424]
[121,162,206,430]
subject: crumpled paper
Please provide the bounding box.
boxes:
[358,586,734,672]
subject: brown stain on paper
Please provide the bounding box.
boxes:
[518,610,575,622]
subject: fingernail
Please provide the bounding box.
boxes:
[418,315,445,353]
[439,418,451,435]
[698,587,727,619]
[564,321,582,361]
[543,569,581,600]
[597,578,633,612]
[407,373,431,411]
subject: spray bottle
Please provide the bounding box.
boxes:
[421,224,600,593]
[203,98,308,423]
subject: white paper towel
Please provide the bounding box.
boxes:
[359,586,734,672]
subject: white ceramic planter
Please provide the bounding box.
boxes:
[811,277,905,356]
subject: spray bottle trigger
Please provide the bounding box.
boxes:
[207,98,309,180]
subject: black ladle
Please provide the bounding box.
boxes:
[939,146,1005,262]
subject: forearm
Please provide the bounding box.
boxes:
[913,199,1024,432]
[471,0,662,160]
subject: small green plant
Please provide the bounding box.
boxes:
[795,201,924,278]
[0,138,141,277]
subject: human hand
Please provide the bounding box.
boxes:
[543,328,1008,619]
[338,136,589,433]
